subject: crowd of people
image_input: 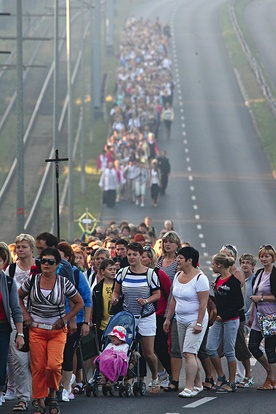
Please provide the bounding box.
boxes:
[97,17,173,209]
[1,220,276,413]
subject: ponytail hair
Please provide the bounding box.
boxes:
[213,253,235,269]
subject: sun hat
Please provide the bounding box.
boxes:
[108,326,127,342]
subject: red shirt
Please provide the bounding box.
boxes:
[156,268,172,317]
[0,291,7,321]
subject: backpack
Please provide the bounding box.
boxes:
[8,259,41,278]
[120,266,159,309]
[73,267,82,290]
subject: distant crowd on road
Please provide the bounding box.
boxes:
[97,17,174,209]
[1,218,276,412]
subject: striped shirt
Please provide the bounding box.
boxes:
[21,274,78,322]
[116,267,160,317]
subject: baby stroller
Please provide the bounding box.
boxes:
[87,310,146,397]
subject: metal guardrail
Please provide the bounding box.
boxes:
[229,0,276,118]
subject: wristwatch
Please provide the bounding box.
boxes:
[260,296,264,302]
[196,323,202,327]
[82,321,91,326]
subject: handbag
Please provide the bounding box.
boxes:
[17,274,35,352]
[257,313,276,337]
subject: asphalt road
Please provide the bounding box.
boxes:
[96,0,276,413]
[101,0,276,275]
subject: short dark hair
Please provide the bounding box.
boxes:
[36,232,58,248]
[40,247,61,264]
[99,259,116,272]
[177,246,199,268]
[57,242,75,265]
[115,238,128,247]
[127,242,144,255]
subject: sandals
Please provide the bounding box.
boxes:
[217,381,237,393]
[163,380,179,392]
[237,377,254,388]
[13,400,28,411]
[33,407,46,414]
[258,377,274,390]
[212,375,226,391]
[178,388,194,398]
[202,377,214,390]
[150,378,160,394]
[73,384,84,394]
[49,399,60,414]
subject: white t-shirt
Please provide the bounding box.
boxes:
[173,271,209,324]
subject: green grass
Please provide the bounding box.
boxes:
[219,0,276,171]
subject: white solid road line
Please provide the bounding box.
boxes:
[183,397,217,408]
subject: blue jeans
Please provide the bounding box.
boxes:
[206,319,239,363]
[0,324,11,391]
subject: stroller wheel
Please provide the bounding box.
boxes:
[92,383,98,397]
[133,382,139,396]
[119,384,124,397]
[109,387,114,396]
[139,381,146,396]
[125,383,131,397]
[85,385,92,398]
[102,385,109,396]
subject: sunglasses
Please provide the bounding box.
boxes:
[259,244,276,253]
[143,246,153,256]
[41,258,56,265]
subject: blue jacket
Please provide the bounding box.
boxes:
[65,266,92,324]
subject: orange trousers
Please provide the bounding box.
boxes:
[29,326,67,399]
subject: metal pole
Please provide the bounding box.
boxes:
[16,0,24,233]
[81,0,86,193]
[66,0,74,241]
[53,0,59,235]
[89,0,94,142]
[106,0,114,53]
[93,0,101,110]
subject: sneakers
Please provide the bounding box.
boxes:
[62,389,70,402]
[135,200,139,205]
[3,390,15,400]
[0,394,5,404]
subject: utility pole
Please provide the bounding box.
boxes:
[52,0,59,235]
[16,0,24,233]
[106,0,114,53]
[80,0,86,193]
[66,0,74,242]
[93,0,101,112]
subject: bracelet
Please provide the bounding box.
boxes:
[196,323,202,327]
[82,321,91,326]
[145,299,149,304]
[17,333,24,337]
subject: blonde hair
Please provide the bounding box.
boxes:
[15,234,35,251]
[161,231,182,256]
[213,253,235,268]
